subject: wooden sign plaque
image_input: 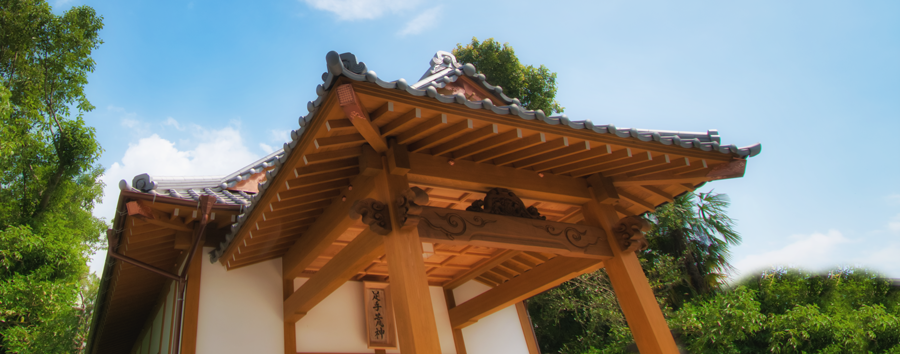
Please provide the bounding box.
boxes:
[363,282,397,349]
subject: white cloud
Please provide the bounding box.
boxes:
[270,129,291,144]
[163,117,185,130]
[888,213,900,233]
[397,6,442,36]
[887,194,900,206]
[301,0,421,21]
[259,142,275,154]
[732,230,851,278]
[89,122,259,275]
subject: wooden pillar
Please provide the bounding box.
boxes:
[179,246,203,354]
[515,302,540,354]
[443,289,467,354]
[283,279,296,354]
[376,142,442,354]
[582,175,678,354]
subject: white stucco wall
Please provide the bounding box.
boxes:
[191,250,527,354]
[454,280,531,354]
[294,280,459,354]
[196,247,283,354]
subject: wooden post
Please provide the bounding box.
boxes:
[376,142,442,354]
[179,246,203,354]
[284,279,296,354]
[582,175,679,354]
[443,289,467,354]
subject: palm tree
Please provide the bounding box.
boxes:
[643,191,741,309]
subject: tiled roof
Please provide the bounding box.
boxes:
[118,50,761,263]
[410,51,758,157]
[119,149,285,206]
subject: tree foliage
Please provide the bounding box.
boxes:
[0,0,105,352]
[453,37,563,115]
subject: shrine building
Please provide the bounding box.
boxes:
[85,50,761,354]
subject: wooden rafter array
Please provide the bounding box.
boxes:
[214,76,745,271]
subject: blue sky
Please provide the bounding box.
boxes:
[65,0,900,279]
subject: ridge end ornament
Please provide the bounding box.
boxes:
[614,216,651,253]
[466,188,545,220]
[350,198,391,235]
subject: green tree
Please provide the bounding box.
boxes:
[453,37,564,115]
[0,0,105,352]
[527,191,740,353]
[644,191,741,309]
[670,268,900,354]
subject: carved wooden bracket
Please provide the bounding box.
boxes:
[396,186,428,226]
[613,216,651,253]
[350,198,391,235]
[465,188,545,220]
[412,206,612,259]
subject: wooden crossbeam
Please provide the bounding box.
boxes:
[337,84,388,152]
[406,152,592,204]
[281,174,378,279]
[283,229,385,322]
[448,256,602,329]
[414,206,613,259]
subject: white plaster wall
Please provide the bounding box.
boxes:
[196,247,283,354]
[294,279,458,354]
[454,281,530,354]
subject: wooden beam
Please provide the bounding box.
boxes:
[281,174,377,279]
[283,229,385,322]
[611,169,711,186]
[376,145,442,354]
[336,84,388,152]
[617,189,657,212]
[444,289,468,354]
[406,152,592,205]
[284,279,297,354]
[443,249,521,290]
[515,302,541,354]
[583,177,679,354]
[179,247,203,354]
[414,206,613,259]
[448,256,602,329]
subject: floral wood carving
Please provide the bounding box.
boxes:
[466,188,545,220]
[613,216,651,253]
[534,225,597,250]
[419,212,497,240]
[413,206,612,258]
[349,198,391,235]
